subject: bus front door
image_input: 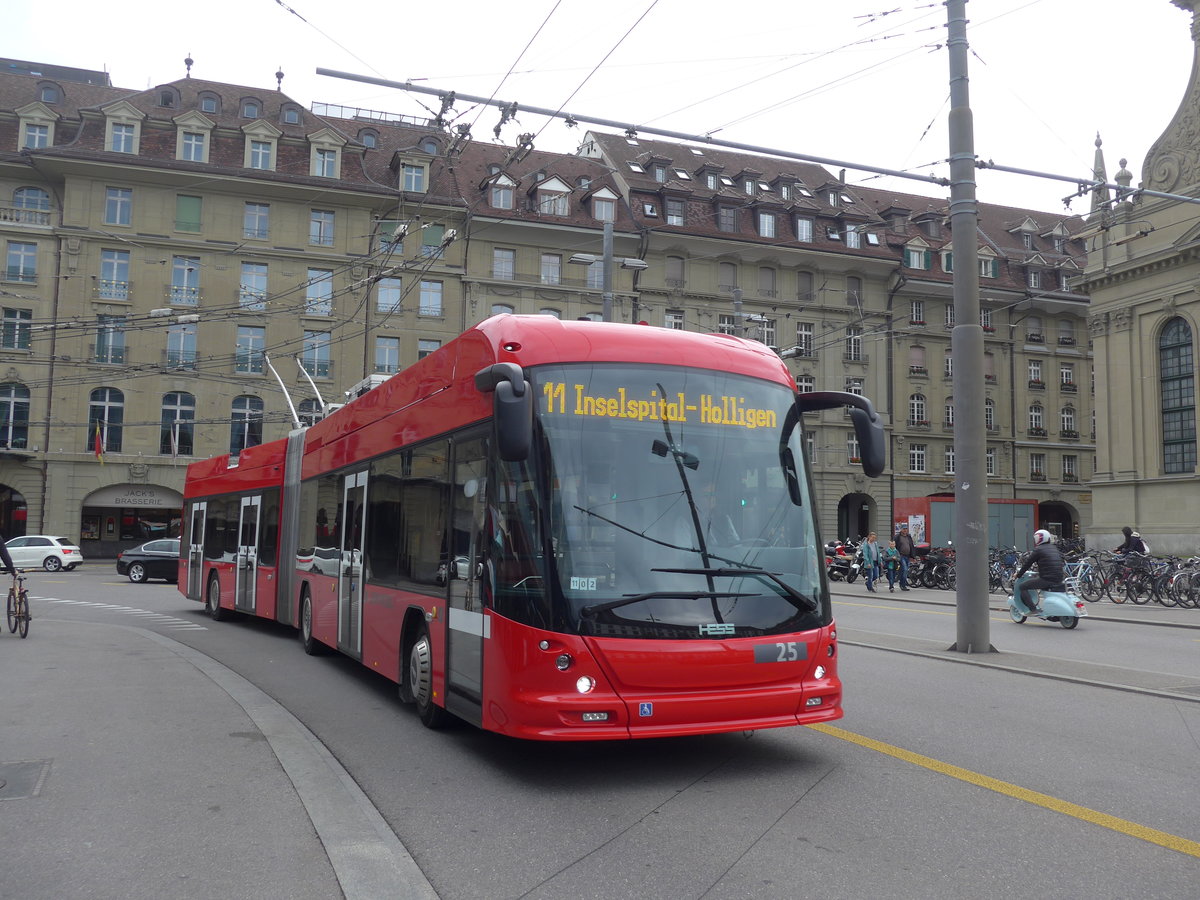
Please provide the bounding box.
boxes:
[235,495,261,613]
[445,436,488,725]
[187,502,207,601]
[338,471,367,659]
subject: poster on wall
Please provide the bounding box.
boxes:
[908,514,927,545]
[81,516,99,541]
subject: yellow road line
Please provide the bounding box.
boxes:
[809,723,1200,858]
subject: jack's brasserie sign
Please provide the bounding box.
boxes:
[87,484,183,508]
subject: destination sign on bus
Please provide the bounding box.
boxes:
[542,382,778,431]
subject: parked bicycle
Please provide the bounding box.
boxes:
[6,569,29,639]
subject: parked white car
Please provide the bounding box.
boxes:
[5,535,85,571]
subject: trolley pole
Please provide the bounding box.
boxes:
[946,0,993,653]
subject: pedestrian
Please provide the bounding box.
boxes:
[894,525,915,591]
[861,531,881,592]
[882,540,900,592]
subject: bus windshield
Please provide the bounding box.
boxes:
[529,362,825,639]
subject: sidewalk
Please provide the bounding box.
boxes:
[0,618,437,900]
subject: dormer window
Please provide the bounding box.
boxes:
[421,139,439,154]
[200,94,219,114]
[39,84,60,104]
[1022,233,1033,250]
[158,89,178,108]
[653,165,667,182]
[490,175,514,209]
[359,129,378,149]
[242,100,260,118]
[744,180,755,195]
[628,162,644,173]
[719,176,734,186]
[578,176,591,189]
[402,163,426,192]
[673,169,690,180]
[641,202,656,218]
[780,185,790,200]
[706,174,718,189]
[283,107,301,125]
[538,188,569,216]
[828,191,840,206]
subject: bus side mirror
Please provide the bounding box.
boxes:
[849,406,885,478]
[476,363,532,461]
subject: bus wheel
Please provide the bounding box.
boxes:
[299,590,324,655]
[408,625,449,729]
[206,573,228,621]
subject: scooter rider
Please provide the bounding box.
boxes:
[1014,529,1065,615]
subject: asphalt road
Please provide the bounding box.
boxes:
[10,568,1200,899]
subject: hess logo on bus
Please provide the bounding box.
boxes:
[698,623,736,636]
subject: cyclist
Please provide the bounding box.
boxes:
[1114,525,1148,555]
[1014,529,1064,615]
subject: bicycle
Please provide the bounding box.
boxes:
[6,569,29,638]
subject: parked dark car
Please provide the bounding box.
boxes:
[116,539,181,583]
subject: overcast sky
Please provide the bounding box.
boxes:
[6,0,1196,215]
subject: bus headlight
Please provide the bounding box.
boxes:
[575,676,596,694]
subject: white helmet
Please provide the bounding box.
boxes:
[1034,529,1053,546]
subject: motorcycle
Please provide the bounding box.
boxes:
[1007,571,1088,629]
[825,540,860,582]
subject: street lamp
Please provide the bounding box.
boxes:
[567,221,647,322]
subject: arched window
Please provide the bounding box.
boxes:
[88,387,124,453]
[358,129,378,149]
[230,395,264,454]
[1028,403,1044,432]
[908,393,927,425]
[160,392,195,456]
[1160,316,1197,473]
[944,398,954,427]
[13,187,50,211]
[1060,406,1076,434]
[0,383,30,449]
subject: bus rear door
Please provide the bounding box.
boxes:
[445,436,488,725]
[187,502,207,601]
[338,470,367,659]
[236,495,261,613]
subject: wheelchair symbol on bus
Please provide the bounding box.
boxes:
[639,702,653,717]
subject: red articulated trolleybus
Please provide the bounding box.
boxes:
[180,315,884,740]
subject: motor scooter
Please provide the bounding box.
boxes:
[1007,571,1088,629]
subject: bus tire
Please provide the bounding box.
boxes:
[408,624,449,729]
[299,589,324,656]
[206,572,228,621]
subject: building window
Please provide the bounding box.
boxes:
[845,378,864,397]
[540,254,561,285]
[538,190,569,216]
[909,443,927,473]
[374,336,400,374]
[1063,454,1078,481]
[944,446,956,474]
[94,315,126,364]
[795,217,814,243]
[200,95,219,114]
[909,394,927,425]
[175,195,202,232]
[986,447,996,476]
[945,399,955,427]
[718,261,738,293]
[491,304,514,316]
[110,122,135,153]
[88,388,124,453]
[539,308,561,319]
[797,271,814,302]
[301,331,331,378]
[1061,406,1076,433]
[305,269,333,316]
[230,396,264,455]
[5,242,36,283]
[985,398,995,430]
[758,212,776,238]
[980,307,993,330]
[758,267,777,298]
[665,255,685,288]
[417,339,440,359]
[1029,404,1044,431]
[905,247,929,269]
[718,314,736,335]
[586,261,604,290]
[96,249,130,301]
[493,248,516,280]
[314,148,337,177]
[593,197,615,222]
[283,107,300,125]
[249,140,272,170]
[239,262,267,310]
[1060,363,1075,386]
[181,131,206,162]
[796,375,814,393]
[309,209,335,247]
[795,322,814,357]
[0,383,30,449]
[666,199,684,226]
[910,299,925,324]
[377,277,402,315]
[244,202,269,240]
[419,281,443,316]
[359,130,377,149]
[104,187,132,226]
[166,323,196,369]
[235,327,265,374]
[980,257,999,278]
[160,392,195,456]
[402,164,426,192]
[13,187,50,217]
[1160,317,1196,473]
[1030,452,1046,480]
[846,326,863,361]
[665,309,684,330]
[1029,359,1043,383]
[1,309,31,351]
[944,304,956,327]
[490,178,514,209]
[718,206,737,232]
[1028,269,1041,289]
[242,101,260,118]
[944,353,954,378]
[847,276,862,305]
[22,123,49,149]
[170,256,200,305]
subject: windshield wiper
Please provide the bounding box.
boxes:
[652,566,820,613]
[580,591,753,618]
